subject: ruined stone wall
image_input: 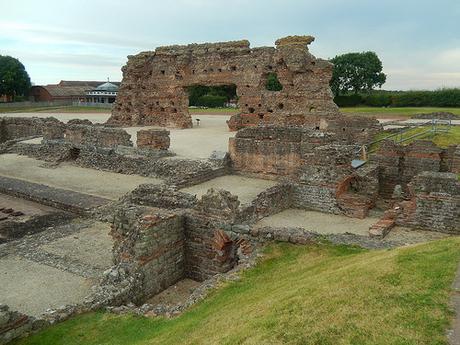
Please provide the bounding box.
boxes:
[0,117,62,143]
[395,172,460,233]
[0,305,36,344]
[111,206,185,302]
[371,140,448,199]
[107,36,342,129]
[64,124,133,148]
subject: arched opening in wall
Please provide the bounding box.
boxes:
[185,84,238,110]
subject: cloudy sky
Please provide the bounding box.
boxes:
[0,0,459,90]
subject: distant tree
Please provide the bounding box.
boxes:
[330,52,386,96]
[0,55,31,101]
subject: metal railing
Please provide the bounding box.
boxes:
[356,119,452,161]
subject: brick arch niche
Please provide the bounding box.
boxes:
[107,35,342,131]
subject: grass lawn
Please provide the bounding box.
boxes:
[189,107,239,115]
[15,238,460,345]
[341,106,460,118]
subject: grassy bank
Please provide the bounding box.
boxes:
[15,238,460,345]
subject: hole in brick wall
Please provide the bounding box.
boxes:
[312,61,316,65]
[267,109,273,113]
[258,113,264,119]
[309,106,315,112]
[361,128,365,132]
[230,66,237,71]
[209,68,214,72]
[248,107,255,113]
[254,65,258,69]
[267,65,273,70]
[172,108,177,113]
[185,84,237,108]
[258,104,261,107]
[218,68,222,72]
[203,69,207,73]
[246,85,250,88]
[315,126,320,130]
[192,70,195,74]
[170,101,175,106]
[342,127,346,131]
[245,103,248,107]
[161,70,165,75]
[160,107,165,111]
[148,71,152,77]
[278,103,284,109]
[69,147,80,160]
[156,101,160,105]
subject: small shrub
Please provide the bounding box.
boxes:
[265,73,283,91]
[333,94,363,107]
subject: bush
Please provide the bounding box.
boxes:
[195,94,227,108]
[334,88,460,108]
[265,73,283,91]
[333,94,363,107]
[362,93,392,107]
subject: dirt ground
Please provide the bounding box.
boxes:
[146,278,201,306]
[0,221,112,317]
[254,209,378,236]
[180,175,277,204]
[0,154,162,200]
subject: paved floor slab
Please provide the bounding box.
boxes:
[0,255,93,317]
[180,175,277,204]
[0,154,162,200]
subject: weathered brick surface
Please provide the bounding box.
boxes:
[136,129,170,150]
[0,305,34,345]
[108,36,342,130]
[111,206,185,302]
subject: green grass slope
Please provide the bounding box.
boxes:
[15,238,460,345]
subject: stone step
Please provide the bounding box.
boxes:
[0,176,111,214]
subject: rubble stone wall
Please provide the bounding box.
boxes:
[64,124,133,148]
[0,117,62,143]
[107,36,342,130]
[0,305,36,345]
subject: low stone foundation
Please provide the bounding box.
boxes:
[64,124,133,148]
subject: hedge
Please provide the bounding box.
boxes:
[334,88,460,107]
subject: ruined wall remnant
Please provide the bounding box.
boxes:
[370,140,457,200]
[107,35,343,130]
[64,124,133,148]
[136,129,170,150]
[394,172,460,233]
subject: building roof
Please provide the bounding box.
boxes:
[95,82,119,92]
[30,80,121,98]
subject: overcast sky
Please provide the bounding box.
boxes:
[0,0,459,90]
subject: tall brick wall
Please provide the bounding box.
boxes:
[107,35,342,130]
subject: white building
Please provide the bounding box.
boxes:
[85,82,119,104]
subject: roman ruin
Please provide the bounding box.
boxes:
[0,35,459,343]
